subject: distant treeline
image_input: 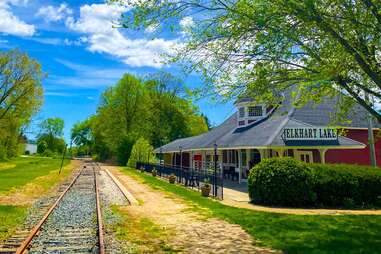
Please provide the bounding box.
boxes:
[71,72,210,165]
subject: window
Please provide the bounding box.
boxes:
[238,120,245,126]
[239,107,245,118]
[248,106,263,117]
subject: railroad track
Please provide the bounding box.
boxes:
[0,162,105,254]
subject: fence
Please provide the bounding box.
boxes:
[136,162,223,199]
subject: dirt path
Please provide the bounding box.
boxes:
[104,166,280,254]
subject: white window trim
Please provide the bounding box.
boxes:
[236,102,267,127]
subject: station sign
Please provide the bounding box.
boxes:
[281,127,338,141]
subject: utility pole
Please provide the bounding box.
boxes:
[365,92,377,167]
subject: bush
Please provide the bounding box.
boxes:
[309,163,381,207]
[42,149,54,157]
[248,158,316,207]
[248,158,381,208]
[127,137,155,168]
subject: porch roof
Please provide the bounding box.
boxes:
[156,113,366,153]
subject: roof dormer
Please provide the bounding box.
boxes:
[235,98,271,128]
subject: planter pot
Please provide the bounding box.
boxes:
[201,185,211,197]
[152,171,157,177]
[169,175,176,184]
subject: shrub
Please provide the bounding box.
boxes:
[248,158,381,208]
[309,163,381,207]
[42,149,54,157]
[127,137,155,168]
[248,158,316,207]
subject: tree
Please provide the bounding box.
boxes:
[87,72,208,164]
[127,137,155,167]
[38,117,65,153]
[119,0,381,121]
[0,49,44,158]
[71,119,93,155]
[0,49,43,120]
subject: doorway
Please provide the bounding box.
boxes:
[295,151,313,163]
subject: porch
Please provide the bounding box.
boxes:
[163,148,329,183]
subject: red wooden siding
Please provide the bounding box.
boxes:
[325,129,381,166]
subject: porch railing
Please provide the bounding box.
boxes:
[136,162,223,199]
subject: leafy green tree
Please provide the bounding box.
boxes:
[127,137,155,167]
[119,0,381,121]
[0,49,44,158]
[37,140,48,154]
[86,72,208,164]
[37,117,65,154]
[95,74,151,163]
[71,119,93,156]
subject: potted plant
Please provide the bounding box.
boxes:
[201,178,211,197]
[152,168,157,177]
[140,166,145,173]
[169,173,176,184]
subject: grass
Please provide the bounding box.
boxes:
[0,156,70,193]
[122,167,381,254]
[110,205,178,253]
[0,205,28,241]
[0,157,76,242]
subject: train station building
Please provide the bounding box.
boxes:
[156,93,380,182]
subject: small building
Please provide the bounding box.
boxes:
[25,143,37,154]
[156,93,379,182]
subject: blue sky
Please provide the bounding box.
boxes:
[0,0,235,141]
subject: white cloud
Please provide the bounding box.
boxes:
[145,23,158,34]
[29,37,62,45]
[180,16,194,29]
[27,37,85,46]
[0,0,35,36]
[36,3,73,22]
[66,3,178,68]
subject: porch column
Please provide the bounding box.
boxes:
[246,149,250,168]
[190,151,193,168]
[319,149,328,164]
[201,150,206,171]
[238,149,242,183]
[275,149,285,158]
[258,149,266,160]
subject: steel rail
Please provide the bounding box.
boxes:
[15,167,84,254]
[94,164,105,254]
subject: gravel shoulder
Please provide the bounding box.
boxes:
[104,166,279,254]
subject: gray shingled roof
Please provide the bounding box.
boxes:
[156,95,370,153]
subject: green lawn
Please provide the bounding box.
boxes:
[0,156,70,193]
[0,205,28,240]
[122,167,381,254]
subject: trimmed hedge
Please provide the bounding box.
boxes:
[248,158,316,207]
[248,158,381,208]
[310,163,381,207]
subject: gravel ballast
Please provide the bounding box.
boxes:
[28,165,99,254]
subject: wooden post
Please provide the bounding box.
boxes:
[276,149,284,158]
[319,149,327,164]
